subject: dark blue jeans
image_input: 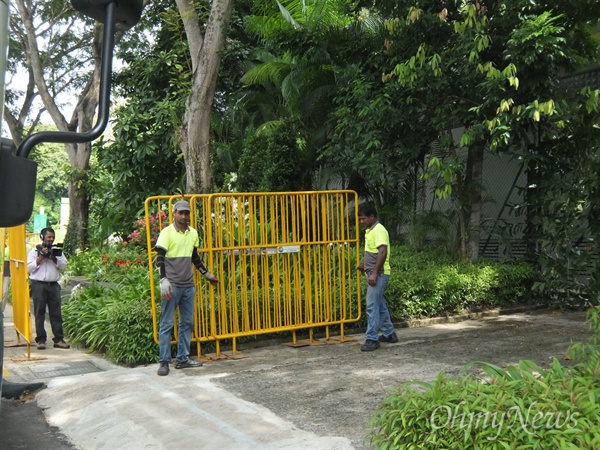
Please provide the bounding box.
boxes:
[365,274,394,342]
[159,285,195,364]
[30,281,64,343]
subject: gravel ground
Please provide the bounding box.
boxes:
[201,309,592,449]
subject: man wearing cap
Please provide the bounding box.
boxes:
[155,200,218,376]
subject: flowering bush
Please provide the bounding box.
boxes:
[67,245,150,282]
[128,211,167,247]
[96,244,149,281]
[101,246,147,268]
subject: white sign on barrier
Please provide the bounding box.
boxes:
[223,245,301,256]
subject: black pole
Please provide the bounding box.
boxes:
[16,1,117,158]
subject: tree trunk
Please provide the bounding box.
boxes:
[176,0,234,193]
[454,154,468,258]
[64,166,89,253]
[465,143,484,261]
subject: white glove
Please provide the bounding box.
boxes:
[160,278,172,300]
[203,273,218,284]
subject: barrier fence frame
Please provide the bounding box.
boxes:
[146,191,362,358]
[5,225,33,358]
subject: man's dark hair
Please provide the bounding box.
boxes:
[40,227,55,240]
[358,203,377,217]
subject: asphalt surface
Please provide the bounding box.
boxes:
[0,303,593,449]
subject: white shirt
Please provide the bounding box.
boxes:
[27,248,67,282]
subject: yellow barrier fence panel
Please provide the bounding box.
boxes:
[185,195,216,349]
[8,224,31,344]
[146,191,361,355]
[1,228,5,309]
[206,191,361,338]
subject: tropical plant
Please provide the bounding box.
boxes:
[63,271,158,365]
[368,305,600,449]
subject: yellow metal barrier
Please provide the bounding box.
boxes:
[7,225,32,354]
[146,191,361,357]
[1,228,5,305]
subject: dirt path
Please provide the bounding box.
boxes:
[203,310,591,449]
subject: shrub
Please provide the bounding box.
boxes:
[367,306,600,449]
[66,244,149,282]
[65,248,105,279]
[385,246,537,320]
[106,294,158,366]
[127,211,166,247]
[62,281,115,351]
[63,255,159,365]
[63,218,161,365]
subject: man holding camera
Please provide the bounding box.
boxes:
[27,227,69,350]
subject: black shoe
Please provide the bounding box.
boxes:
[37,341,46,350]
[175,359,203,369]
[360,339,380,352]
[157,362,169,376]
[379,331,399,343]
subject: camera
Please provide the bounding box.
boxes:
[36,243,62,258]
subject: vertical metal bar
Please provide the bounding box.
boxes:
[147,191,362,357]
[0,5,9,399]
[145,198,159,344]
[17,1,118,158]
[8,225,31,347]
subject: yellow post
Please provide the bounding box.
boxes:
[1,228,5,308]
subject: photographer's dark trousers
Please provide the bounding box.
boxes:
[30,280,64,344]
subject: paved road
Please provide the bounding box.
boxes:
[1,304,593,449]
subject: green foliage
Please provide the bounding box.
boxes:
[368,305,600,449]
[106,295,158,366]
[385,246,536,320]
[62,282,114,352]
[63,242,158,365]
[522,88,600,307]
[28,136,70,232]
[65,248,105,279]
[406,210,459,254]
[236,120,311,191]
[326,73,428,235]
[66,245,149,282]
[394,0,600,291]
[63,258,158,366]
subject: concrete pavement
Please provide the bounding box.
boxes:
[1,302,353,449]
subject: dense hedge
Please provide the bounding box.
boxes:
[385,246,537,320]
